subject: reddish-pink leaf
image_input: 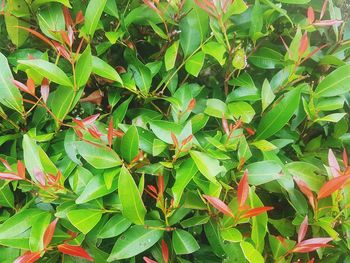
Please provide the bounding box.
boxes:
[43,218,58,248]
[62,6,73,27]
[308,258,315,263]
[203,195,235,218]
[80,90,103,105]
[33,168,46,186]
[298,215,308,243]
[158,175,164,196]
[57,244,93,262]
[87,125,103,139]
[75,10,84,24]
[14,251,41,263]
[73,118,85,129]
[26,78,36,95]
[237,170,249,208]
[307,6,315,24]
[161,239,169,263]
[16,26,55,49]
[222,114,229,135]
[280,36,293,58]
[0,172,23,181]
[320,0,329,20]
[187,99,196,112]
[293,177,315,209]
[343,149,348,168]
[181,135,193,146]
[13,80,30,94]
[292,237,333,253]
[143,257,158,263]
[171,132,179,148]
[298,32,308,57]
[40,78,50,103]
[241,206,273,219]
[82,114,100,126]
[328,149,341,177]
[317,174,350,199]
[17,160,26,179]
[0,158,12,171]
[313,20,342,26]
[108,117,113,147]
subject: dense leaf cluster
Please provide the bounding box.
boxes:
[0,0,349,262]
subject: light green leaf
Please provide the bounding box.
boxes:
[32,0,71,8]
[18,59,73,87]
[98,214,131,239]
[118,166,146,225]
[221,228,242,242]
[185,51,205,77]
[67,209,102,234]
[75,141,122,169]
[250,190,267,253]
[0,52,23,113]
[228,101,255,123]
[246,161,283,185]
[75,45,92,88]
[165,41,179,71]
[92,56,123,84]
[202,41,226,66]
[249,47,283,69]
[49,85,75,125]
[172,229,200,255]
[240,241,264,263]
[190,151,225,183]
[120,126,139,163]
[315,65,350,97]
[107,220,163,261]
[29,213,50,252]
[251,140,277,152]
[84,0,107,37]
[0,183,14,208]
[256,87,301,140]
[315,113,347,123]
[261,79,275,112]
[37,3,65,41]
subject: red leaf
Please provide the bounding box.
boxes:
[108,117,114,147]
[328,149,341,177]
[203,195,235,218]
[293,177,315,209]
[313,20,342,26]
[241,206,273,219]
[245,127,255,136]
[16,26,55,49]
[33,168,46,186]
[75,11,84,24]
[158,175,164,196]
[320,0,329,20]
[222,114,229,135]
[82,114,100,126]
[0,172,23,181]
[13,80,30,94]
[80,90,103,106]
[343,148,348,168]
[298,32,308,57]
[143,257,158,263]
[298,215,308,243]
[187,99,196,112]
[17,160,26,179]
[62,6,73,27]
[161,239,169,263]
[181,135,193,146]
[43,218,58,248]
[41,78,50,103]
[57,244,93,262]
[87,125,103,139]
[14,251,41,263]
[0,158,12,171]
[292,238,333,253]
[171,132,179,148]
[280,36,293,58]
[307,6,315,24]
[60,31,71,47]
[237,170,249,208]
[26,78,36,95]
[317,174,350,199]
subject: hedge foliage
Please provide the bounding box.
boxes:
[0,0,350,262]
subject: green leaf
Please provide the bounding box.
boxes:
[179,0,209,57]
[107,220,163,261]
[148,20,168,39]
[246,161,283,185]
[75,141,122,169]
[149,120,183,144]
[49,85,75,125]
[277,0,310,3]
[84,0,107,37]
[0,52,23,113]
[75,45,92,88]
[0,183,14,208]
[315,65,350,97]
[256,87,301,140]
[315,113,346,123]
[98,214,131,239]
[185,51,205,77]
[120,126,139,163]
[221,228,243,242]
[29,213,50,252]
[67,209,102,234]
[76,173,119,204]
[172,158,198,207]
[228,101,255,123]
[249,47,283,69]
[165,41,179,71]
[92,56,123,84]
[204,98,231,119]
[261,79,275,112]
[37,3,65,41]
[180,215,210,228]
[31,0,71,8]
[250,190,267,253]
[240,241,264,263]
[172,229,200,255]
[104,0,118,18]
[190,151,225,183]
[4,0,30,47]
[18,59,73,87]
[202,41,226,66]
[118,166,146,225]
[232,49,247,69]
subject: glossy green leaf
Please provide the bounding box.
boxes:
[75,45,92,88]
[84,0,107,37]
[172,229,200,255]
[190,151,225,183]
[118,166,146,225]
[315,65,350,97]
[249,47,283,69]
[185,51,205,77]
[98,214,131,239]
[67,209,102,234]
[202,41,226,66]
[221,228,243,242]
[120,126,139,163]
[165,41,179,71]
[92,56,123,84]
[228,101,255,123]
[240,241,264,263]
[261,79,275,112]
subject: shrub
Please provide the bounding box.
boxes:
[0,0,349,262]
